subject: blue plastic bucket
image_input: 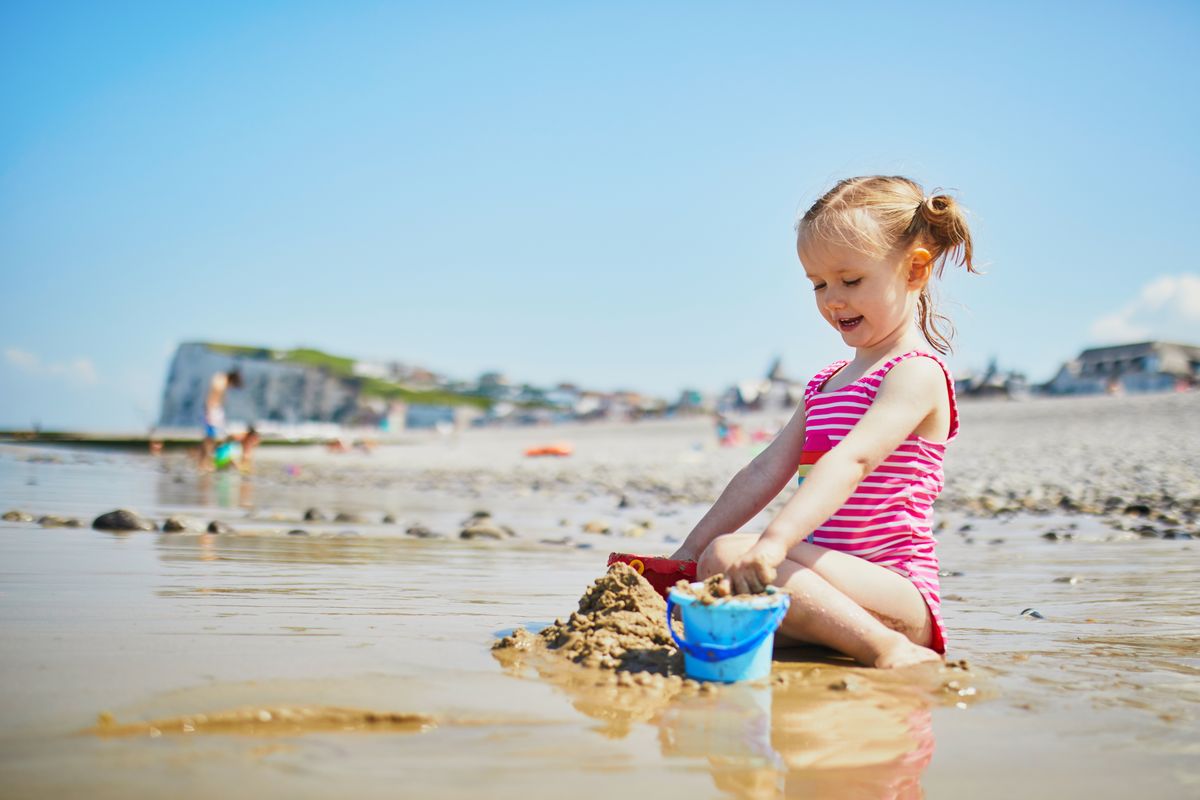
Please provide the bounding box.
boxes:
[667,584,791,683]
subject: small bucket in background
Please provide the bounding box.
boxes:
[667,584,790,683]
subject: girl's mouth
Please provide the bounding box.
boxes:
[837,316,863,331]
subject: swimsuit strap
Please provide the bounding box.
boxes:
[874,351,959,441]
[804,360,850,404]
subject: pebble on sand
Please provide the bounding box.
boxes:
[460,519,514,540]
[92,509,157,532]
[3,510,35,523]
[38,515,82,528]
[162,516,204,533]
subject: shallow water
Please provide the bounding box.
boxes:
[1,445,1198,799]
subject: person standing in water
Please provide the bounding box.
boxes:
[200,369,242,469]
[670,176,978,669]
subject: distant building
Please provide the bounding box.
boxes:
[726,357,804,411]
[476,371,511,399]
[955,358,1029,399]
[1044,341,1200,395]
[674,388,711,414]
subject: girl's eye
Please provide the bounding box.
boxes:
[843,278,862,287]
[812,283,826,292]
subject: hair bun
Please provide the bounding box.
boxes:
[925,194,953,214]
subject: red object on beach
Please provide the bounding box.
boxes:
[607,552,698,599]
[524,443,573,457]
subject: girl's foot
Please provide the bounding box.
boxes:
[874,637,942,669]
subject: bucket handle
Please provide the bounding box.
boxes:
[666,595,790,663]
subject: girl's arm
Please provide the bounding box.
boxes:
[725,357,947,594]
[669,403,807,560]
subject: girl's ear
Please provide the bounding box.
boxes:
[908,248,934,288]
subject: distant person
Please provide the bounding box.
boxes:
[147,427,164,456]
[239,425,261,472]
[714,412,729,442]
[714,412,742,447]
[211,426,260,473]
[200,369,243,469]
[669,176,979,669]
[213,435,242,471]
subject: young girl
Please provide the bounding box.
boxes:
[669,175,977,669]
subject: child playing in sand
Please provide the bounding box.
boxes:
[670,175,977,669]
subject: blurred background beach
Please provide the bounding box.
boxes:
[2,2,1198,798]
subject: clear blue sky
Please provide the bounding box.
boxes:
[2,1,1198,430]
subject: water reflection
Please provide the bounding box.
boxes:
[158,469,255,510]
[657,684,784,798]
[494,646,941,800]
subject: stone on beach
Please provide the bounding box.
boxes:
[3,510,35,522]
[460,519,514,540]
[162,516,204,533]
[38,515,82,528]
[92,509,157,532]
[206,520,234,534]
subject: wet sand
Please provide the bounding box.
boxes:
[1,391,1198,799]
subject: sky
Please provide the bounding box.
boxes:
[2,1,1198,430]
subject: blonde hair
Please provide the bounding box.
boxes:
[798,175,977,354]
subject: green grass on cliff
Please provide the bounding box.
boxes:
[279,348,357,376]
[357,377,490,409]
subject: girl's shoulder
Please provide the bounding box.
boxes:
[875,351,959,441]
[877,350,954,382]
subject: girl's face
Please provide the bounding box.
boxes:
[797,234,931,353]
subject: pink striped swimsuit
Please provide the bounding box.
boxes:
[797,350,958,654]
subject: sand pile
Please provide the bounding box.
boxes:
[494,562,683,676]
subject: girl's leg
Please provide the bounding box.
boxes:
[697,534,940,668]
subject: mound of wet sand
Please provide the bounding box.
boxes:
[494,562,684,676]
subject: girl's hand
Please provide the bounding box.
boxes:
[724,538,789,595]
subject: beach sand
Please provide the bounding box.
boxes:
[1,391,1197,799]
